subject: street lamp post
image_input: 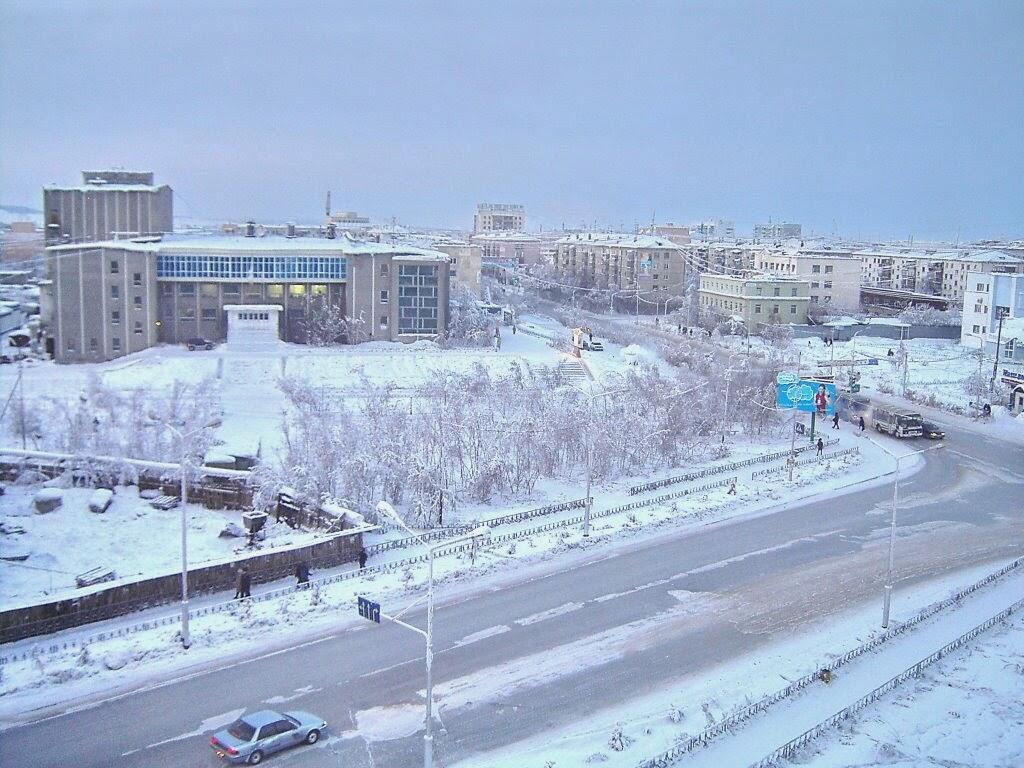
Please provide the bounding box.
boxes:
[374,503,490,768]
[865,437,944,628]
[145,417,222,649]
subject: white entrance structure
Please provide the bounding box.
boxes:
[225,304,283,348]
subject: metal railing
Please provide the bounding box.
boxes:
[635,554,1024,768]
[750,447,860,480]
[629,438,839,495]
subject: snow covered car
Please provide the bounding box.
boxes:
[210,710,327,764]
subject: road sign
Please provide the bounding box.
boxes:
[357,596,381,623]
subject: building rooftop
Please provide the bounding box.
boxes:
[854,247,1022,264]
[556,232,683,249]
[46,233,451,261]
[471,232,542,243]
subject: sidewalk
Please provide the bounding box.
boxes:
[676,569,1024,768]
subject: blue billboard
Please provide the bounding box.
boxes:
[776,375,836,415]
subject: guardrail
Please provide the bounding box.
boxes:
[635,554,1024,768]
[629,438,839,495]
[750,447,860,480]
[747,596,1024,768]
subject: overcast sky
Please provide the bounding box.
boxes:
[1,1,1021,240]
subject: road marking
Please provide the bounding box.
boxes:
[514,602,584,626]
[121,707,244,756]
[263,684,323,705]
[453,625,511,647]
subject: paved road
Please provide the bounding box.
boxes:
[3,419,1022,768]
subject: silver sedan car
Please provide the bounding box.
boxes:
[209,709,327,765]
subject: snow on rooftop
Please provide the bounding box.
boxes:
[47,234,451,261]
[854,246,1022,264]
[471,232,542,243]
[555,232,683,249]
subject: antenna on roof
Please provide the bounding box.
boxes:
[325,191,331,218]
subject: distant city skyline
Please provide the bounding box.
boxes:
[1,1,1022,242]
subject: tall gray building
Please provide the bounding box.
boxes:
[43,233,451,363]
[43,170,173,246]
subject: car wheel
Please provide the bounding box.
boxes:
[305,729,320,744]
[248,750,264,765]
[187,345,195,351]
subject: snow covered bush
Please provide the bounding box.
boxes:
[607,724,633,751]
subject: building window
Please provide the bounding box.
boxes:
[790,305,797,314]
[773,287,780,297]
[289,284,306,298]
[380,289,389,304]
[380,315,389,329]
[823,296,832,303]
[133,272,142,286]
[397,264,439,334]
[112,337,121,351]
[824,281,832,289]
[134,321,143,335]
[180,306,196,321]
[754,304,761,314]
[311,284,327,297]
[973,325,981,334]
[790,287,797,296]
[824,265,833,273]
[811,265,820,274]
[223,284,241,298]
[201,308,217,321]
[110,259,119,274]
[66,340,75,352]
[161,283,174,295]
[133,296,142,309]
[179,283,195,296]
[811,281,820,288]
[111,285,120,299]
[380,263,389,277]
[201,283,218,298]
[267,284,284,298]
[811,295,819,302]
[772,306,779,314]
[111,310,120,325]
[89,337,98,351]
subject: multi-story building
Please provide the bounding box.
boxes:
[471,232,544,279]
[679,242,755,276]
[43,232,451,363]
[690,219,735,242]
[858,247,1023,303]
[43,171,173,246]
[428,238,482,294]
[473,203,525,234]
[753,248,861,311]
[643,223,691,245]
[698,273,810,333]
[552,232,687,296]
[752,221,801,243]
[961,272,1024,357]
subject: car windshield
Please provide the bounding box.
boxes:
[284,714,301,727]
[226,719,256,741]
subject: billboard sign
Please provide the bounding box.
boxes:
[776,378,836,415]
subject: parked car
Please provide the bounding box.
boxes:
[585,339,604,351]
[921,420,946,440]
[210,710,327,764]
[186,337,214,351]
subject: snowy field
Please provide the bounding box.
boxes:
[0,483,321,605]
[793,614,1024,768]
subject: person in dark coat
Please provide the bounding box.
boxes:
[832,412,840,430]
[858,416,866,432]
[240,567,252,598]
[358,547,368,569]
[295,561,310,586]
[816,437,824,458]
[234,567,245,599]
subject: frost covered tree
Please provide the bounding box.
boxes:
[304,299,349,346]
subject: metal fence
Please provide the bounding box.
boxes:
[750,447,860,480]
[629,438,839,495]
[747,596,1024,768]
[636,554,1024,768]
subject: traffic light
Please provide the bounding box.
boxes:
[357,596,381,623]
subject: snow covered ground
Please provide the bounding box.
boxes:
[792,613,1024,768]
[0,483,322,605]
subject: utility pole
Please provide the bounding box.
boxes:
[18,357,26,449]
[788,351,801,482]
[991,309,1007,397]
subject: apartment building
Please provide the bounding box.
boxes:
[690,219,735,241]
[698,274,810,333]
[552,232,687,295]
[43,233,451,363]
[961,272,1024,357]
[679,242,756,276]
[473,203,525,234]
[752,221,801,243]
[858,247,1023,303]
[753,249,861,311]
[43,170,173,246]
[471,231,544,273]
[429,238,482,294]
[643,223,691,245]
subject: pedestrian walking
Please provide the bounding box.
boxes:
[236,566,251,599]
[295,561,310,587]
[858,415,866,432]
[816,437,824,459]
[358,547,368,569]
[234,567,245,599]
[511,324,516,335]
[832,412,840,430]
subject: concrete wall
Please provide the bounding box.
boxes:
[44,186,173,245]
[0,528,365,643]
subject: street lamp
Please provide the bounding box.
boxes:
[864,436,944,628]
[374,502,490,768]
[144,416,222,649]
